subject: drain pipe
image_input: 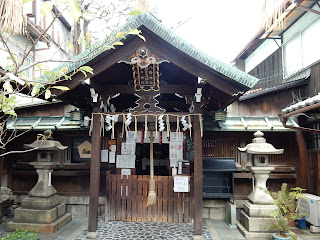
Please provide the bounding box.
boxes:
[278,102,320,133]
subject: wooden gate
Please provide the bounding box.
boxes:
[105,172,193,222]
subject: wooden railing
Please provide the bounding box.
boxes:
[105,172,193,222]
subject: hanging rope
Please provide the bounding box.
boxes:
[147,130,156,207]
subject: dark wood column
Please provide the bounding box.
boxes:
[296,130,310,190]
[193,115,203,236]
[88,107,102,233]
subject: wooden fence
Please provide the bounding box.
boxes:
[105,172,193,222]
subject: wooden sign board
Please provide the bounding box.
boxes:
[108,139,116,145]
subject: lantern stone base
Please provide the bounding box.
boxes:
[21,194,61,210]
[241,210,274,232]
[7,213,72,233]
[237,221,273,240]
[243,200,277,217]
[7,194,72,233]
[237,201,275,240]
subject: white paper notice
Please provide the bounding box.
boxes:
[121,143,136,155]
[169,141,183,160]
[109,151,116,163]
[170,132,183,142]
[101,150,108,162]
[116,155,135,168]
[173,176,190,192]
[110,145,116,152]
[121,169,131,175]
[126,131,136,144]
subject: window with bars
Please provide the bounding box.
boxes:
[307,122,320,150]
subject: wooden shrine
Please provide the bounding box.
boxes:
[8,15,258,238]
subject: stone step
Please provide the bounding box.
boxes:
[202,199,226,220]
[241,209,274,232]
[237,221,273,240]
[13,203,66,224]
[7,213,72,234]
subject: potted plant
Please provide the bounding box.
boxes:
[268,183,306,240]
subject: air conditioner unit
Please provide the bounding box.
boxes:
[299,193,320,233]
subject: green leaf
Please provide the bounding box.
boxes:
[7,96,17,105]
[23,0,35,3]
[138,34,146,42]
[112,41,124,46]
[45,89,51,100]
[127,29,141,35]
[69,0,81,22]
[51,86,69,91]
[115,32,126,39]
[78,66,93,75]
[128,9,143,16]
[40,1,53,17]
[31,85,40,97]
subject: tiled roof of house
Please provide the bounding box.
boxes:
[47,14,258,88]
[281,93,320,114]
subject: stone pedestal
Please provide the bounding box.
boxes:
[247,166,274,204]
[237,167,275,240]
[7,161,71,233]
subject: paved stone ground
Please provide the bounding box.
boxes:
[73,219,213,240]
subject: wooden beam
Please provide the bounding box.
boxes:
[296,131,310,190]
[88,106,102,233]
[101,85,196,95]
[261,1,296,39]
[92,113,203,123]
[297,5,320,16]
[193,115,203,236]
[234,173,296,179]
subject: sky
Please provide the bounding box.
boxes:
[156,0,264,63]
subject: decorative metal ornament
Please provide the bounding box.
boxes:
[133,63,160,92]
[130,93,165,113]
[118,45,169,68]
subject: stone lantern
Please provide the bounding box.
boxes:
[237,131,284,239]
[7,130,72,233]
[24,130,67,197]
[238,131,283,204]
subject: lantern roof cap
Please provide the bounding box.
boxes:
[24,130,67,150]
[238,131,283,154]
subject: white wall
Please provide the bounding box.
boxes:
[244,39,280,73]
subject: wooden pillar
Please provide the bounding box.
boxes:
[296,130,310,190]
[88,107,102,233]
[193,115,203,236]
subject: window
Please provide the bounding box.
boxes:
[283,34,302,77]
[307,122,320,150]
[283,17,320,78]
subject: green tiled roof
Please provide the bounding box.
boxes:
[7,116,85,130]
[48,14,259,88]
